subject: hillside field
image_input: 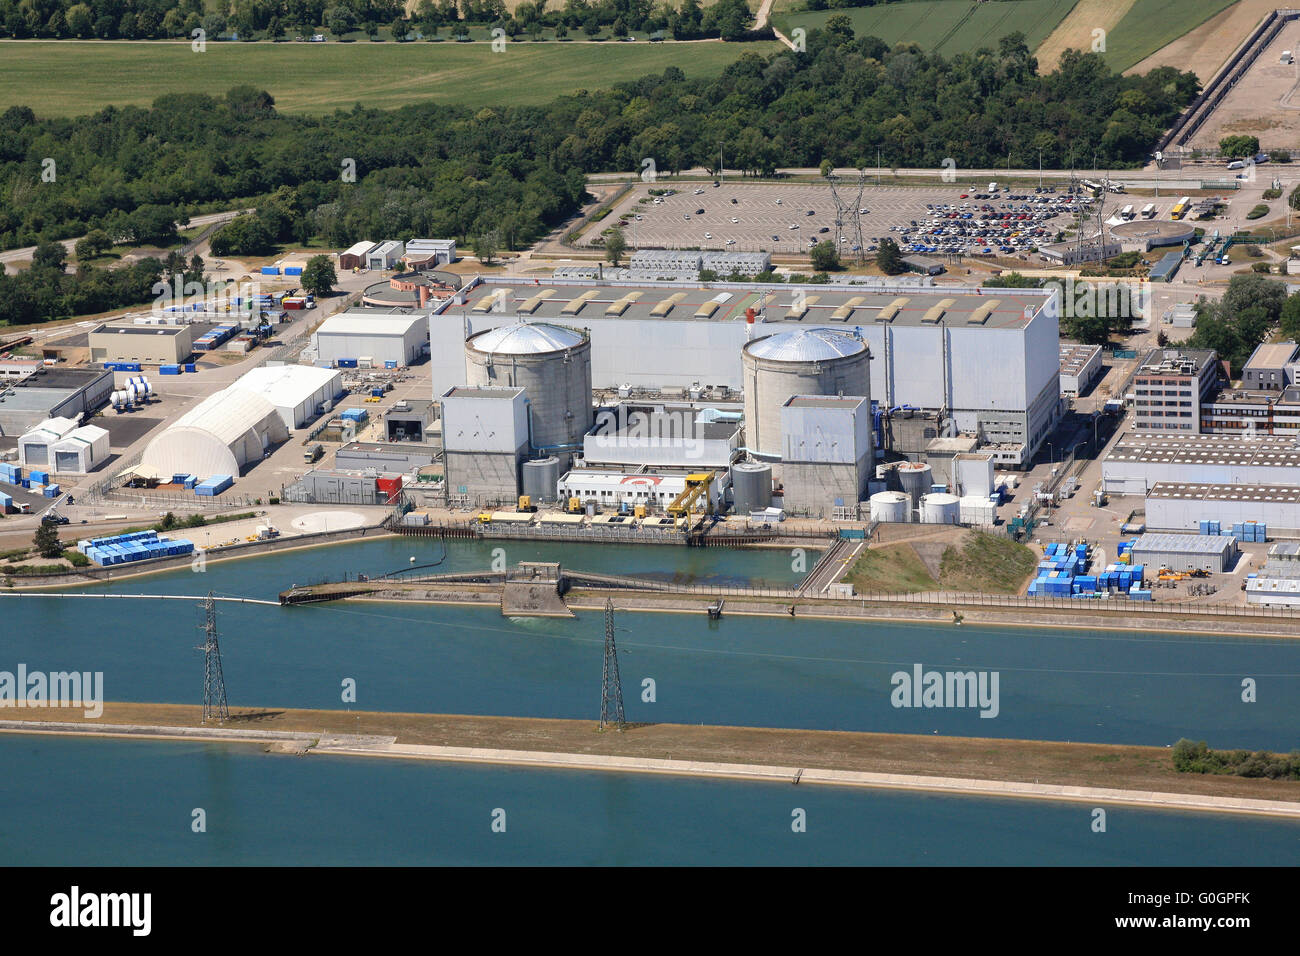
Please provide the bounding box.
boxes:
[770,0,1077,56]
[0,39,777,116]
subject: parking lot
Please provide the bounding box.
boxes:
[589,181,1115,259]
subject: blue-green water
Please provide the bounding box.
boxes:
[1,538,1298,748]
[3,736,1297,866]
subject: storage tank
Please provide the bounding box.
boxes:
[897,461,932,510]
[521,456,561,503]
[920,492,961,524]
[465,322,593,462]
[869,490,910,523]
[731,460,773,514]
[742,328,870,456]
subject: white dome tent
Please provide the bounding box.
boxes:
[141,386,289,478]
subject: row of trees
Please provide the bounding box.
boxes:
[0,0,405,38]
[0,0,744,38]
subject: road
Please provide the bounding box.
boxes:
[0,209,251,267]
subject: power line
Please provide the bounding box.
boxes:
[599,598,626,731]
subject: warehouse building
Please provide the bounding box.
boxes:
[338,241,376,271]
[49,424,110,474]
[140,386,289,478]
[283,469,383,506]
[1145,482,1300,535]
[0,367,113,436]
[429,278,1061,467]
[778,395,873,518]
[88,323,194,366]
[1165,303,1198,329]
[403,239,457,267]
[1129,532,1238,573]
[1130,348,1220,432]
[313,310,428,368]
[1101,433,1300,495]
[232,364,343,430]
[18,417,79,468]
[366,240,405,271]
[1241,341,1300,392]
[1058,343,1103,397]
[439,385,529,507]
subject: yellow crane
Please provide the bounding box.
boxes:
[667,473,716,530]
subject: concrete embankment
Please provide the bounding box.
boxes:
[321,579,1300,639]
[4,705,1299,819]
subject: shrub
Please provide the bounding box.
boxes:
[1252,262,1272,273]
[66,551,90,567]
[1246,204,1269,220]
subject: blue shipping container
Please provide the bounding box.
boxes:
[261,267,280,275]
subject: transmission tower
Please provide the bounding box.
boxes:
[197,591,229,722]
[599,598,625,731]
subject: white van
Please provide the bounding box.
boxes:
[1227,160,1246,170]
[988,182,999,193]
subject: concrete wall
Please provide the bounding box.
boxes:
[780,459,869,518]
[444,450,521,506]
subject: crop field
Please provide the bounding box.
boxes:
[770,0,1077,56]
[0,39,777,117]
[1098,0,1239,73]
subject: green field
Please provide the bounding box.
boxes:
[770,0,1077,57]
[0,40,777,116]
[1100,0,1238,73]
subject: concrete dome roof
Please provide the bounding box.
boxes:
[744,328,866,362]
[469,322,585,354]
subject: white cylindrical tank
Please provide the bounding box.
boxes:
[741,328,871,457]
[897,461,932,510]
[921,492,961,524]
[869,490,910,523]
[465,322,593,462]
[730,461,773,514]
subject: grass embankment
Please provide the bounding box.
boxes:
[12,702,1300,803]
[0,41,775,116]
[1101,0,1238,73]
[846,530,1036,594]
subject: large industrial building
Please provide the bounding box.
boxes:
[778,395,874,518]
[439,385,530,507]
[583,402,741,470]
[1101,433,1300,495]
[313,310,428,368]
[234,364,343,430]
[140,386,290,478]
[19,418,110,474]
[88,323,194,366]
[1145,482,1300,534]
[0,367,114,436]
[1129,532,1238,573]
[427,278,1061,468]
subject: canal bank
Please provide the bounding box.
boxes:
[6,705,1300,819]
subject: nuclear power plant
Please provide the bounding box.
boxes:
[427,276,1059,518]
